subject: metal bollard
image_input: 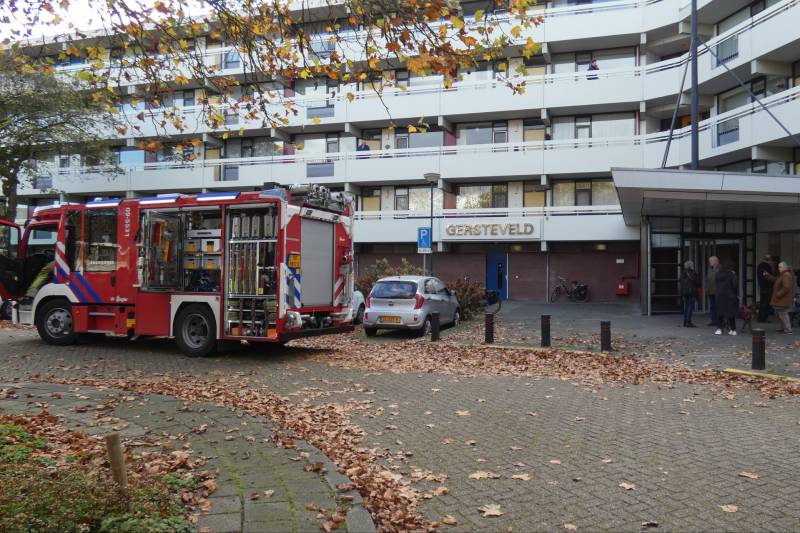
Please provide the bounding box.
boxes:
[600,321,612,352]
[541,314,551,347]
[752,328,766,370]
[484,312,494,344]
[430,312,441,342]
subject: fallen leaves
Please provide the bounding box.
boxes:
[469,471,501,480]
[564,523,578,531]
[511,473,531,481]
[455,410,470,417]
[441,515,458,525]
[478,504,504,517]
[549,459,561,465]
[619,482,636,491]
[737,472,758,479]
[720,504,738,513]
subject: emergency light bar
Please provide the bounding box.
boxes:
[197,192,240,202]
[139,194,181,205]
[86,199,122,208]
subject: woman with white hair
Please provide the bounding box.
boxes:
[770,261,795,334]
[679,260,701,327]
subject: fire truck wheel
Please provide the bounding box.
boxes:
[36,299,77,346]
[175,304,217,358]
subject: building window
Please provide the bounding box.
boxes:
[523,119,546,142]
[523,182,545,207]
[326,133,340,153]
[58,155,70,169]
[395,187,409,210]
[553,179,618,206]
[85,209,117,271]
[575,116,591,139]
[493,122,508,144]
[182,89,195,107]
[456,184,508,209]
[360,129,382,151]
[575,181,592,206]
[361,187,381,211]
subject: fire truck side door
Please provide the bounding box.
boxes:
[0,220,20,301]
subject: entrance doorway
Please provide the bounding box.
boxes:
[486,252,508,300]
[684,239,743,312]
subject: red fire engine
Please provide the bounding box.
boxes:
[0,185,355,356]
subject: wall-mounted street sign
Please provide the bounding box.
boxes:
[417,226,432,254]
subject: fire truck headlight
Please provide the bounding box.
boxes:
[286,311,302,328]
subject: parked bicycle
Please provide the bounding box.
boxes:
[550,276,589,303]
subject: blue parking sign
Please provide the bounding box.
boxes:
[417,227,432,254]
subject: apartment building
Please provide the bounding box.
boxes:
[17,0,800,311]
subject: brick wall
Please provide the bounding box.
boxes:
[548,243,640,302]
[508,252,548,300]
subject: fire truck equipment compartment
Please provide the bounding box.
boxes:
[300,218,334,307]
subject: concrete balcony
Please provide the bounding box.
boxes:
[26,82,800,199]
[352,206,638,244]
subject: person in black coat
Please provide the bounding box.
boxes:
[756,254,776,322]
[714,264,739,335]
[679,260,701,327]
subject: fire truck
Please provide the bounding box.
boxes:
[0,185,355,356]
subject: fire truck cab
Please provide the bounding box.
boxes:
[0,185,355,356]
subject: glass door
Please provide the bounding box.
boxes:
[684,238,743,313]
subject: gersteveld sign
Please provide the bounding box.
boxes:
[443,217,542,241]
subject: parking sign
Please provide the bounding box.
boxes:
[417,227,432,254]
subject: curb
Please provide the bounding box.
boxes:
[723,368,800,383]
[294,441,376,533]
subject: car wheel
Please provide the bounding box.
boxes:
[175,304,217,358]
[452,308,461,327]
[355,304,365,325]
[36,299,77,346]
[364,327,378,337]
[418,316,432,337]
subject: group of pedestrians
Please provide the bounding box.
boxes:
[680,254,796,335]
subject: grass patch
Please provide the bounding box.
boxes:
[0,420,196,533]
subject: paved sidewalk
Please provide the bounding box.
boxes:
[0,381,371,533]
[484,302,800,377]
[0,327,799,531]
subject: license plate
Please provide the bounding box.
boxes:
[380,315,401,324]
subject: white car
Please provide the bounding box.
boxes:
[351,289,365,324]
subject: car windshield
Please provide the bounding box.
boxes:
[371,281,417,299]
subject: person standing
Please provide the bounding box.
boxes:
[706,256,720,327]
[680,260,701,327]
[770,261,795,334]
[714,263,739,335]
[756,254,777,322]
[587,59,600,80]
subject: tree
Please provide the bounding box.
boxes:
[0,53,117,219]
[1,0,542,136]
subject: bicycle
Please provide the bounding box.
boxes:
[550,276,589,303]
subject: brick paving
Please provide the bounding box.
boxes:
[461,302,800,378]
[1,325,800,532]
[0,379,370,533]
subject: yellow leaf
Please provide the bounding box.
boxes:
[451,16,464,30]
[407,125,417,133]
[474,9,484,22]
[737,472,758,479]
[346,92,355,102]
[222,131,230,140]
[511,25,522,38]
[311,117,322,125]
[720,504,738,513]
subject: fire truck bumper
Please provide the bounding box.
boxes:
[280,324,355,341]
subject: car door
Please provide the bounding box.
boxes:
[423,278,441,316]
[434,278,455,321]
[0,220,21,303]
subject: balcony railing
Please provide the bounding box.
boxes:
[353,205,623,221]
[42,83,800,184]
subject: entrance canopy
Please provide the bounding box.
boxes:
[612,168,800,226]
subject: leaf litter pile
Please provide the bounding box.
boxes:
[0,411,215,528]
[294,334,800,397]
[40,376,437,533]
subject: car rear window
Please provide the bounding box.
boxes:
[371,281,417,299]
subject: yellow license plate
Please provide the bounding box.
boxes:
[287,254,301,269]
[380,316,401,324]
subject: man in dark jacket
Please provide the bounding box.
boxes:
[756,254,777,322]
[714,264,739,336]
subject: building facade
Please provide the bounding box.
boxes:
[17,0,800,306]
